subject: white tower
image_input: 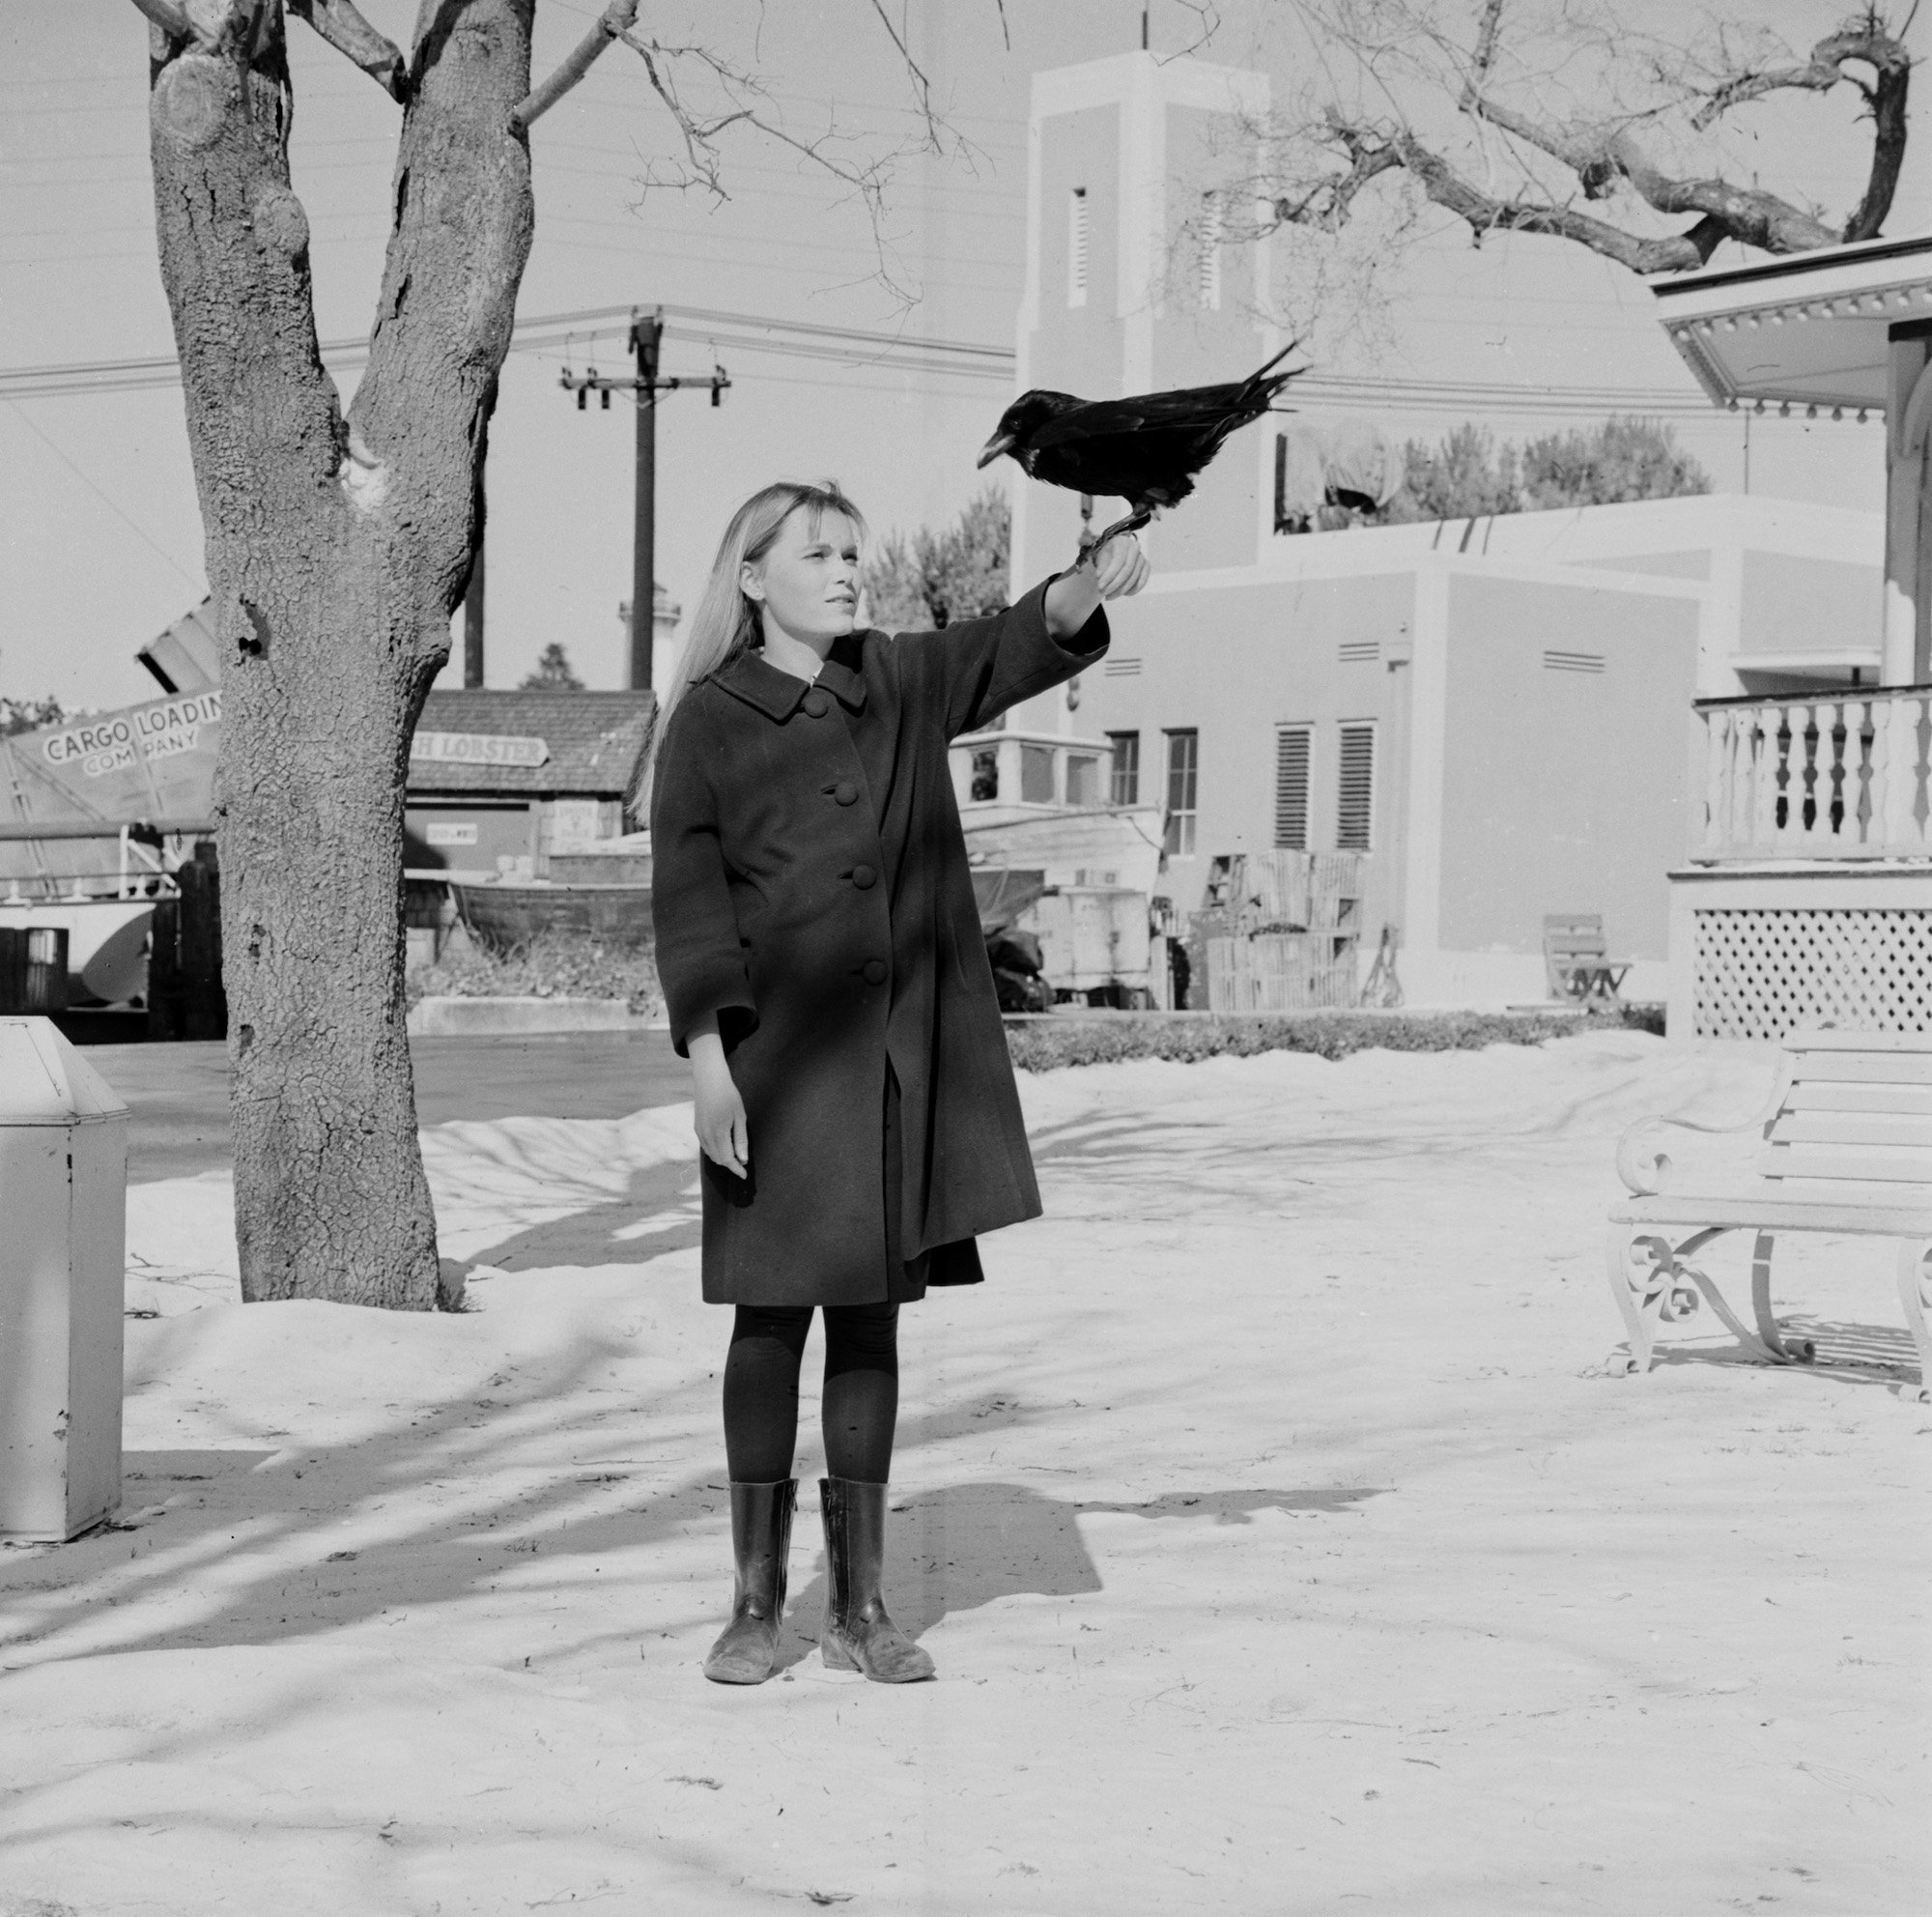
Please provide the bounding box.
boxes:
[1009,50,1276,605]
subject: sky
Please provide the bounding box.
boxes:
[2,0,1928,709]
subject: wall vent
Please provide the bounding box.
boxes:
[1544,648,1605,673]
[1198,189,1223,310]
[1274,726,1312,849]
[1338,640,1379,664]
[1336,723,1376,852]
[1068,187,1090,309]
[1103,656,1142,677]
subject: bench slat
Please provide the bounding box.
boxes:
[1782,1083,1932,1116]
[1783,1029,1932,1054]
[1788,1055,1932,1085]
[1769,1111,1932,1147]
[1758,1143,1932,1184]
[1615,1190,1932,1232]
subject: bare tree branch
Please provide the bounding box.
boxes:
[864,0,935,132]
[512,0,640,132]
[128,0,189,37]
[1280,122,1730,275]
[1253,0,1913,287]
[288,0,408,103]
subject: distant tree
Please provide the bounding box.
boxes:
[863,485,1010,630]
[1392,422,1521,521]
[1386,415,1708,520]
[521,642,584,690]
[0,695,65,738]
[1520,415,1712,510]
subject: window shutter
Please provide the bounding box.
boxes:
[1336,723,1376,851]
[1274,726,1311,849]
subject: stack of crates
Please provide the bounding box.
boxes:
[1199,851,1362,1011]
[0,927,68,1016]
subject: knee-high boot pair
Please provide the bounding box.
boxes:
[702,1477,934,1685]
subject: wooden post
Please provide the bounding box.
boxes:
[178,840,227,1042]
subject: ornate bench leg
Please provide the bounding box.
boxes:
[1747,1232,1816,1364]
[1607,1226,1675,1376]
[1895,1242,1932,1404]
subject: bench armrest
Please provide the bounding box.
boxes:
[1613,1057,1794,1195]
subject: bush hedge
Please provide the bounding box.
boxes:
[1005,1002,1662,1072]
[407,928,664,1017]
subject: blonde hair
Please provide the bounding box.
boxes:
[651,480,867,758]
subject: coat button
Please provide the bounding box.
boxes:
[802,690,830,718]
[863,958,887,986]
[834,781,860,806]
[850,864,877,890]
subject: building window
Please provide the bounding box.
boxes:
[1068,187,1090,308]
[1066,753,1101,807]
[1274,725,1312,849]
[1336,722,1376,851]
[1163,729,1198,857]
[970,748,999,802]
[1198,188,1223,310]
[1020,744,1056,803]
[1108,730,1141,806]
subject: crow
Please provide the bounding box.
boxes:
[976,345,1302,555]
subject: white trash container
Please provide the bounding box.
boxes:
[0,1016,129,1540]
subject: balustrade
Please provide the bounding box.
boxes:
[1694,685,1932,861]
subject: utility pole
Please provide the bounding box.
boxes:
[560,309,730,692]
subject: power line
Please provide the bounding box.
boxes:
[0,398,204,588]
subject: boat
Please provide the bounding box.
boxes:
[0,894,157,1003]
[444,875,652,952]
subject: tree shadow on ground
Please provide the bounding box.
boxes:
[452,1158,702,1274]
[773,1479,1387,1667]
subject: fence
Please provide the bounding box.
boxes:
[1694,686,1932,861]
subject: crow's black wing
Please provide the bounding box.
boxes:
[1025,383,1258,449]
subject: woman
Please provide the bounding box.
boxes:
[650,479,1148,1685]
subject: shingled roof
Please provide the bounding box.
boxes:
[409,690,654,797]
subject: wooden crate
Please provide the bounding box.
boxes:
[1206,932,1358,1012]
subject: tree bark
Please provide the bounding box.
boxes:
[145,0,534,1308]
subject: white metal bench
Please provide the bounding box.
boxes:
[1607,1027,1932,1400]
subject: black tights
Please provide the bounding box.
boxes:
[723,1302,899,1484]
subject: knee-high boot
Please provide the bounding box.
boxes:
[703,1479,796,1684]
[819,1476,935,1683]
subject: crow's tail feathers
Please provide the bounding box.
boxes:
[1240,340,1306,403]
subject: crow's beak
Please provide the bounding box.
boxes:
[976,432,1015,470]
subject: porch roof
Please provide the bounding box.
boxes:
[1651,232,1932,415]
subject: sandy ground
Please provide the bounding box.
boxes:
[0,1032,1925,1915]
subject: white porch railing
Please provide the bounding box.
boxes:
[1694,685,1932,862]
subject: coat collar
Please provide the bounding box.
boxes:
[713,635,869,722]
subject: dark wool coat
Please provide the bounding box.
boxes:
[650,580,1108,1307]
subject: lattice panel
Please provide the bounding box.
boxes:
[1695,908,1932,1039]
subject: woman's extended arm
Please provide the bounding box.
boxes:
[686,1013,750,1178]
[1043,530,1150,636]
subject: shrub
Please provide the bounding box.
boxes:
[408,928,663,1017]
[1005,1003,1662,1071]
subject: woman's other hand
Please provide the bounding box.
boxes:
[687,1020,750,1177]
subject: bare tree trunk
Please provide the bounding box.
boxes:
[145,2,534,1308]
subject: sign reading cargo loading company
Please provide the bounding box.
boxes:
[410,731,550,768]
[0,691,223,842]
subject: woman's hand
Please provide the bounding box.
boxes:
[687,1022,750,1178]
[1043,530,1150,636]
[1087,529,1151,600]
